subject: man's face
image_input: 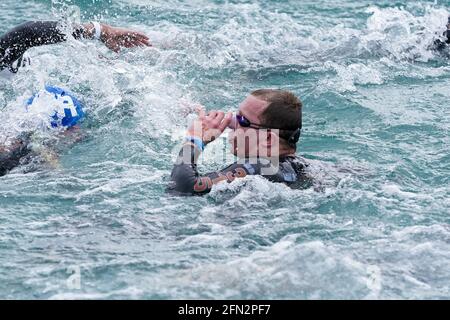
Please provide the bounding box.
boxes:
[228,94,269,158]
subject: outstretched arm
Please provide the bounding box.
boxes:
[0,21,150,71]
[1,21,72,69]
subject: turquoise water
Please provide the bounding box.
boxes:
[1,0,449,299]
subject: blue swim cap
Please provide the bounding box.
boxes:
[26,85,85,129]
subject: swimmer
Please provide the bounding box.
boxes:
[0,20,150,176]
[167,89,313,195]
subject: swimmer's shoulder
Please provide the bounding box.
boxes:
[279,155,317,190]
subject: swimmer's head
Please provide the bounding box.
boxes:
[227,89,302,158]
[25,85,85,130]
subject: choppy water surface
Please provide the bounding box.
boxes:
[0,0,449,299]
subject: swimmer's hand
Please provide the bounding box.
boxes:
[187,108,233,145]
[85,23,151,52]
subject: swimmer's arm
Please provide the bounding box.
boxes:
[167,144,251,195]
[0,21,150,68]
[0,21,80,68]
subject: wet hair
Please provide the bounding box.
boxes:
[251,89,302,149]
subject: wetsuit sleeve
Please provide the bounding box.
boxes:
[0,21,84,71]
[167,143,255,195]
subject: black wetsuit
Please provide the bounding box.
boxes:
[167,144,312,195]
[0,21,84,73]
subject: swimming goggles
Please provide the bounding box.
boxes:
[229,112,302,146]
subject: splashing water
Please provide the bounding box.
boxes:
[0,0,449,299]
